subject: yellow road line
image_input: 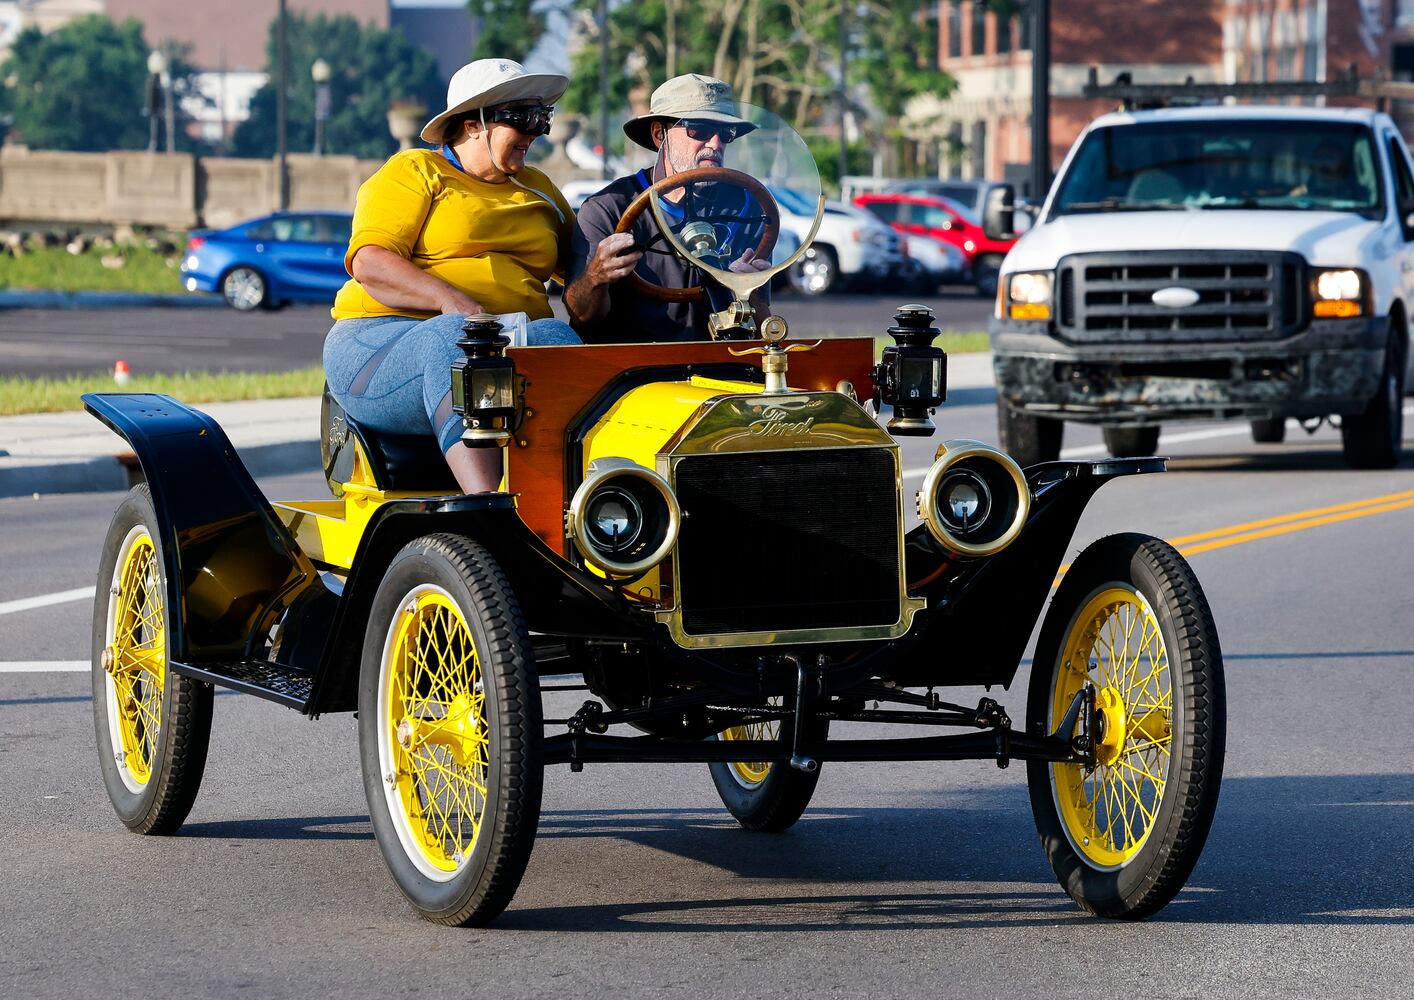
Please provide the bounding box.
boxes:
[1054,488,1414,585]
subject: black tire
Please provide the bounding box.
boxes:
[1026,534,1225,919]
[1341,329,1405,469]
[998,403,1062,466]
[709,713,828,832]
[92,484,212,835]
[359,533,542,926]
[1102,425,1161,458]
[789,245,839,297]
[1249,417,1286,444]
[974,253,1004,298]
[221,265,269,311]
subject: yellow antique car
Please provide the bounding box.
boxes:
[85,106,1224,927]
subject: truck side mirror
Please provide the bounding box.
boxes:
[983,185,1016,240]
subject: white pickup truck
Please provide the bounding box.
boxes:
[988,106,1412,468]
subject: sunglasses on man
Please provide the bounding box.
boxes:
[677,119,742,144]
[487,105,555,137]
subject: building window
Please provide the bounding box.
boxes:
[947,1,962,59]
[970,2,987,57]
[997,14,1012,54]
[1018,7,1031,51]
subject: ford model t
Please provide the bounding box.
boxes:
[86,106,1224,926]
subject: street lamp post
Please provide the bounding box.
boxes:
[146,50,165,153]
[311,58,331,156]
[276,0,289,210]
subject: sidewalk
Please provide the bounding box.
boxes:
[0,352,995,498]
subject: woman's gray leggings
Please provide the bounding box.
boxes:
[323,313,580,452]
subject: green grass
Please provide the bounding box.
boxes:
[0,243,184,294]
[871,330,989,354]
[0,367,326,416]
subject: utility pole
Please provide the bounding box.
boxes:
[1029,0,1050,201]
[599,0,610,180]
[162,47,175,154]
[838,0,847,195]
[277,0,290,211]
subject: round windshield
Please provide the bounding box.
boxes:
[648,101,822,299]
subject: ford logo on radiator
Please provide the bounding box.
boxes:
[1152,286,1201,308]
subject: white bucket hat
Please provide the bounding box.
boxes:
[623,73,756,151]
[420,58,569,144]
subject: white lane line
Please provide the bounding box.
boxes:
[904,404,1414,479]
[0,661,89,672]
[0,586,96,616]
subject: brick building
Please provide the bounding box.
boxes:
[932,0,1396,190]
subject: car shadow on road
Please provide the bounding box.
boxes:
[507,772,1413,931]
[182,814,373,841]
[1167,446,1409,472]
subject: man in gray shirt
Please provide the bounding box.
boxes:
[564,74,770,343]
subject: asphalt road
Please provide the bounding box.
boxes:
[0,289,993,379]
[2,388,1412,998]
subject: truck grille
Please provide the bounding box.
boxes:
[672,448,900,636]
[1055,250,1304,343]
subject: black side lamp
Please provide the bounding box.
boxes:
[450,314,517,447]
[874,303,948,436]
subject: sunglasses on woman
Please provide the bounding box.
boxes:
[678,119,741,144]
[487,105,555,137]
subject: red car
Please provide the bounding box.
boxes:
[855,192,1015,298]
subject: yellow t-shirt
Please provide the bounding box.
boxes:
[331,149,573,321]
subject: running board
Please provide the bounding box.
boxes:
[172,660,314,710]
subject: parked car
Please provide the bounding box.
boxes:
[770,186,905,295]
[989,105,1414,469]
[560,178,608,213]
[181,211,353,311]
[856,192,1016,298]
[886,179,1034,236]
[897,233,966,293]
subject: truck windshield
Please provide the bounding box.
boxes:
[1052,120,1382,218]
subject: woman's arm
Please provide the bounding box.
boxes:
[350,245,483,315]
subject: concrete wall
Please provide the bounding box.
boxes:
[0,148,383,230]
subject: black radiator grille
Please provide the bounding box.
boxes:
[1055,251,1304,343]
[673,448,900,635]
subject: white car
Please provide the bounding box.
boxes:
[898,233,966,292]
[991,105,1414,469]
[769,188,905,296]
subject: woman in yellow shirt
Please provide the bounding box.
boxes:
[324,59,580,492]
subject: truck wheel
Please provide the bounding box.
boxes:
[998,403,1062,465]
[92,484,212,835]
[1249,417,1286,444]
[1027,534,1225,919]
[710,709,828,832]
[360,534,542,926]
[789,245,839,296]
[1341,332,1405,469]
[1102,425,1161,458]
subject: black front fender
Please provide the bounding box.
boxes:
[901,457,1166,688]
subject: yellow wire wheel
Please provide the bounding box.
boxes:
[709,698,826,832]
[91,485,212,834]
[1026,533,1225,920]
[360,534,542,927]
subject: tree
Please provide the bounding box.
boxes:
[1,16,153,152]
[467,0,550,63]
[229,13,443,161]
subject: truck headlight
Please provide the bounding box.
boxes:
[1312,269,1364,318]
[1007,271,1053,321]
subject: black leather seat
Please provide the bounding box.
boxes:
[320,386,460,495]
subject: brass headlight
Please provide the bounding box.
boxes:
[568,460,681,577]
[918,439,1030,557]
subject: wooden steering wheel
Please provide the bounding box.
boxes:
[612,166,781,303]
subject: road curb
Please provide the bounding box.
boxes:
[0,439,321,499]
[0,290,223,310]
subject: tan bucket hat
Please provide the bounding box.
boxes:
[623,73,756,151]
[420,58,569,144]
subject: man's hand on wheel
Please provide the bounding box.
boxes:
[728,248,772,274]
[587,233,644,287]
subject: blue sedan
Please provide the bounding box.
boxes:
[181,211,353,311]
